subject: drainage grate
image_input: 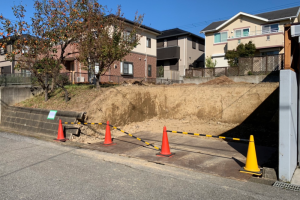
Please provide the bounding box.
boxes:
[273,181,300,192]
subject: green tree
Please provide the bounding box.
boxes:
[0,0,85,101]
[225,41,256,67]
[0,0,143,99]
[158,65,164,77]
[205,56,217,68]
[77,7,143,88]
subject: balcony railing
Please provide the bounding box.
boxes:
[230,29,283,39]
[157,46,180,60]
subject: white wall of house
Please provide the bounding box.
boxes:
[131,30,158,57]
[204,14,296,68]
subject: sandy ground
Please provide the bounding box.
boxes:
[70,117,240,144]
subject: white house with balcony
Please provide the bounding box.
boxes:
[200,6,300,67]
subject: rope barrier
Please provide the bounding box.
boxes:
[64,122,160,150]
[167,130,249,142]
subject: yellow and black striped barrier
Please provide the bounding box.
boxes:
[167,130,249,142]
[64,122,103,125]
[64,122,160,151]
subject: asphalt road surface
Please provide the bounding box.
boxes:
[0,131,299,200]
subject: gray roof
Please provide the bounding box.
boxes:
[256,6,300,20]
[106,14,161,34]
[157,28,204,40]
[201,6,300,32]
[200,20,227,33]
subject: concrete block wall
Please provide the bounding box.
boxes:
[1,106,85,137]
[0,86,42,123]
[183,74,279,84]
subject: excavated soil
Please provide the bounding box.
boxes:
[16,76,279,145]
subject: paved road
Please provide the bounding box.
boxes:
[0,132,299,200]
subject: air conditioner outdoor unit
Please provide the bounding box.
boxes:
[77,77,85,82]
[291,24,300,37]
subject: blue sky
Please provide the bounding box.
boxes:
[1,0,300,37]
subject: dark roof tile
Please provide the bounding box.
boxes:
[256,6,299,20]
[157,28,204,40]
[201,6,300,32]
[201,20,227,32]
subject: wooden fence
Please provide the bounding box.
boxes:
[185,54,284,78]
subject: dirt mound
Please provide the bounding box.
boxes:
[16,82,279,127]
[82,83,278,126]
[201,76,243,85]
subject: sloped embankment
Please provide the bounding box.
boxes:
[84,82,279,126]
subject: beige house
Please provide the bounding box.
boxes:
[157,28,205,80]
[201,6,300,68]
[0,43,14,74]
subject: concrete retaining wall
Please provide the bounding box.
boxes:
[0,86,85,137]
[183,74,279,84]
[0,86,42,123]
[279,70,298,182]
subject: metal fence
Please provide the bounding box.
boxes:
[185,54,284,78]
[0,73,32,86]
[0,72,182,86]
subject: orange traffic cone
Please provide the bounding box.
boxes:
[156,126,174,157]
[102,121,116,146]
[240,135,262,176]
[54,119,67,142]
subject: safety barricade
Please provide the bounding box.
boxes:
[63,121,160,150]
[167,130,249,142]
[62,122,262,176]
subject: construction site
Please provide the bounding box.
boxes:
[6,76,279,182]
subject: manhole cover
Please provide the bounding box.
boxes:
[273,181,300,192]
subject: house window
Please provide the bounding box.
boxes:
[261,51,279,56]
[124,31,136,43]
[124,31,130,41]
[146,38,151,48]
[167,37,178,47]
[262,24,279,34]
[122,62,133,75]
[157,39,164,48]
[0,48,6,55]
[214,32,228,43]
[21,69,31,77]
[199,43,204,51]
[192,38,196,49]
[148,65,152,77]
[235,28,249,38]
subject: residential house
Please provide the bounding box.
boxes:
[200,6,300,68]
[156,28,205,80]
[0,34,33,75]
[62,18,161,83]
[0,40,15,74]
